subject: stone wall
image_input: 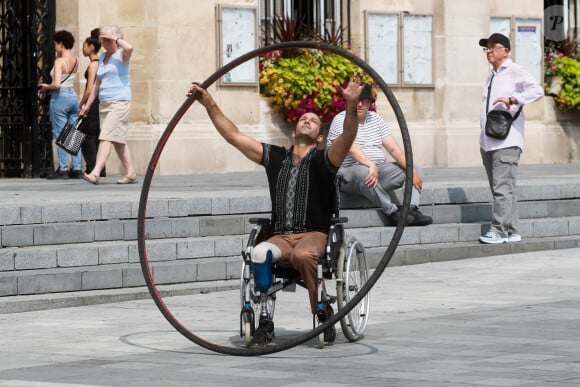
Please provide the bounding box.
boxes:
[55,0,579,175]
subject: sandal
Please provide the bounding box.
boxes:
[116,175,138,184]
[82,172,99,185]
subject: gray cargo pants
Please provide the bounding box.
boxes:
[480,146,522,237]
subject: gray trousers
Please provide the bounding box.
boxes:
[338,161,422,216]
[480,146,521,237]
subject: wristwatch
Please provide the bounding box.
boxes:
[508,97,513,105]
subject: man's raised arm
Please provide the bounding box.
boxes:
[189,84,263,165]
[327,80,363,168]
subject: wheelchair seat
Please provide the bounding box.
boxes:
[272,261,301,281]
[239,216,371,348]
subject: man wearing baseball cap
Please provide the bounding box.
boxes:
[477,33,543,244]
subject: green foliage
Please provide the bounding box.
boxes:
[554,56,580,111]
[259,48,371,123]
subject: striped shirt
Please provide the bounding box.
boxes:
[327,110,391,167]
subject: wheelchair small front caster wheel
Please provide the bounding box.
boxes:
[244,321,252,347]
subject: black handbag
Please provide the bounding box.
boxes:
[484,74,522,140]
[56,117,86,155]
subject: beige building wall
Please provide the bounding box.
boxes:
[56,0,579,176]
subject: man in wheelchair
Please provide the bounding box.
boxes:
[189,78,363,347]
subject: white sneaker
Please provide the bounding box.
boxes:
[479,231,508,244]
[508,233,522,242]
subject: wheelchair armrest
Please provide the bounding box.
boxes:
[249,217,271,226]
[330,216,348,224]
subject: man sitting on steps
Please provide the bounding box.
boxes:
[326,83,432,226]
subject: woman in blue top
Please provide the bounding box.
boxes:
[80,25,137,185]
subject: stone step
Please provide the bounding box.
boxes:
[3,165,580,311]
[2,214,580,272]
[2,215,580,299]
[349,215,580,248]
[0,213,261,248]
[343,198,580,228]
[0,194,271,226]
[0,256,241,297]
[0,279,239,314]
[2,233,579,313]
[4,198,580,248]
[364,234,580,268]
[2,177,580,227]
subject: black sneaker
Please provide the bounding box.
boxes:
[392,206,432,226]
[408,207,432,226]
[69,170,82,179]
[46,170,69,180]
[318,304,336,345]
[249,318,275,348]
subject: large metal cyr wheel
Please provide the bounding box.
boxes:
[138,40,413,356]
[336,235,370,341]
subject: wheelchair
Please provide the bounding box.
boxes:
[239,215,371,348]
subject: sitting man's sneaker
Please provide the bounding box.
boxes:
[479,231,508,244]
[249,318,275,348]
[508,233,522,242]
[391,206,432,226]
[317,304,336,345]
[408,206,433,226]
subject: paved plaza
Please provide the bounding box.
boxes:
[1,247,579,386]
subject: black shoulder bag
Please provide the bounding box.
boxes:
[484,73,522,140]
[56,117,86,155]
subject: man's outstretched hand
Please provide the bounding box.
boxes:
[187,83,214,109]
[341,74,364,106]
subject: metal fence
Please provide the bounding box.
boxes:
[0,0,54,177]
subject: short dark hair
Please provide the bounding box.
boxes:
[359,83,376,103]
[85,28,101,52]
[53,30,75,49]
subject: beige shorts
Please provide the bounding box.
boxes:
[99,100,131,144]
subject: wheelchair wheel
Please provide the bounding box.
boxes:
[243,319,253,347]
[336,235,370,341]
[239,261,276,345]
[317,330,324,349]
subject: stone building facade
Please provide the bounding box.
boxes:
[56,0,579,175]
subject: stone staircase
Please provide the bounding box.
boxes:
[1,170,580,313]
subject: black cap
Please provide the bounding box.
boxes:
[479,33,510,50]
[359,83,376,103]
